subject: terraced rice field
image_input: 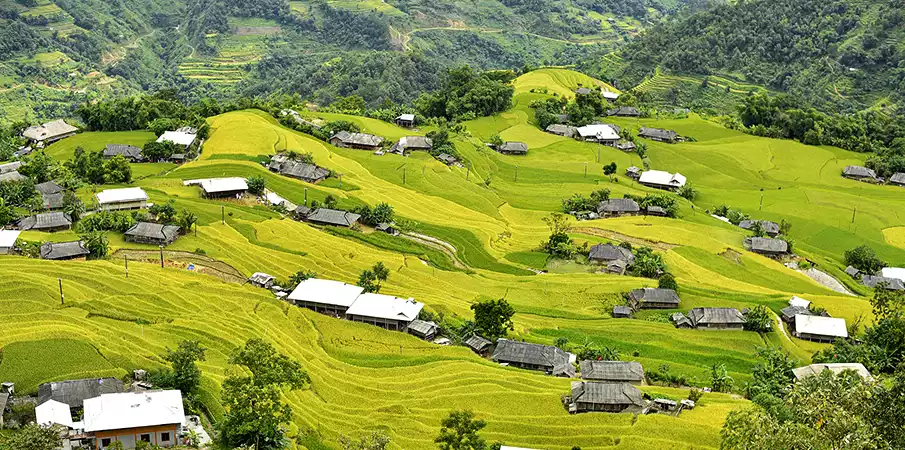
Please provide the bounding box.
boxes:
[1,68,894,448]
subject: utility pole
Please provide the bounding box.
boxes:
[759,193,764,210]
[515,165,519,182]
[58,278,64,305]
[194,222,197,237]
[125,256,129,278]
[339,174,343,189]
[159,245,164,268]
[597,147,600,163]
[851,206,857,224]
[304,188,308,206]
[466,162,471,181]
[221,205,225,224]
[584,162,588,178]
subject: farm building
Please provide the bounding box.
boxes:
[744,237,789,256]
[407,319,439,340]
[575,87,595,95]
[464,334,493,355]
[628,288,680,310]
[844,266,860,278]
[497,142,528,155]
[168,153,187,164]
[436,153,459,166]
[671,312,693,328]
[288,278,365,316]
[0,161,21,174]
[157,129,197,149]
[103,144,144,162]
[330,131,384,150]
[270,157,329,184]
[638,127,679,143]
[376,223,400,236]
[793,315,848,343]
[299,208,362,227]
[492,339,575,377]
[191,177,249,199]
[861,275,905,290]
[0,171,26,183]
[645,205,667,216]
[588,243,634,268]
[596,198,640,217]
[394,114,416,128]
[606,106,640,117]
[40,241,90,260]
[602,91,619,101]
[613,305,633,318]
[580,361,644,384]
[880,267,905,283]
[842,165,877,182]
[84,390,185,449]
[615,141,636,152]
[569,381,644,413]
[0,230,21,255]
[391,136,433,154]
[792,363,872,381]
[35,399,73,428]
[96,187,149,211]
[780,305,813,324]
[788,296,811,309]
[890,173,905,186]
[248,272,276,289]
[38,378,124,409]
[545,124,576,137]
[738,220,780,237]
[625,166,641,180]
[22,119,77,146]
[638,170,687,190]
[576,124,620,144]
[42,191,64,210]
[17,212,73,232]
[125,222,180,246]
[688,307,745,330]
[345,293,424,332]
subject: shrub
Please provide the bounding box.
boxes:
[247,176,265,195]
[844,245,885,275]
[658,273,679,291]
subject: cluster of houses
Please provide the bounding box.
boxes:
[779,296,848,342]
[842,165,905,187]
[544,122,681,149]
[327,130,462,166]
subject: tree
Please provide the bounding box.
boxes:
[324,194,338,209]
[0,197,17,226]
[629,247,666,278]
[589,189,610,203]
[542,212,574,258]
[746,347,795,400]
[229,338,309,388]
[471,299,515,340]
[749,221,767,237]
[710,363,733,392]
[339,432,390,450]
[247,175,266,195]
[677,183,697,201]
[743,305,772,332]
[150,200,178,224]
[658,273,678,291]
[0,423,65,450]
[177,209,198,234]
[435,410,487,450]
[602,162,617,181]
[18,151,55,183]
[163,340,206,395]
[62,191,85,221]
[80,231,109,259]
[142,140,180,162]
[844,245,885,275]
[104,155,132,184]
[370,202,394,224]
[287,269,317,289]
[358,262,390,293]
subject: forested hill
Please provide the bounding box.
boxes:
[611,0,905,112]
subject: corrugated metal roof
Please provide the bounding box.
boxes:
[795,315,848,338]
[83,390,185,432]
[287,278,364,308]
[157,131,197,147]
[96,187,149,204]
[345,293,423,322]
[639,170,687,188]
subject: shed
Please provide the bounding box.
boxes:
[103,144,144,161]
[0,161,22,174]
[436,153,459,166]
[576,124,620,144]
[407,319,439,340]
[248,272,276,289]
[653,398,678,411]
[464,334,493,355]
[606,107,640,117]
[35,399,73,428]
[780,305,812,324]
[588,243,635,266]
[277,160,329,184]
[0,230,21,255]
[739,220,781,237]
[330,131,384,150]
[890,173,905,186]
[545,124,577,137]
[792,363,872,381]
[638,170,686,190]
[288,278,365,316]
[616,141,636,152]
[671,312,692,328]
[788,296,811,309]
[17,212,73,232]
[0,171,26,183]
[125,222,180,246]
[688,307,745,330]
[625,166,641,180]
[497,142,528,155]
[196,178,248,199]
[638,127,679,143]
[40,241,90,260]
[575,87,595,95]
[394,114,416,128]
[596,198,640,217]
[38,377,124,408]
[570,381,643,413]
[628,288,680,310]
[613,305,632,318]
[744,237,789,256]
[95,187,149,211]
[35,180,63,195]
[42,192,64,210]
[580,361,644,384]
[157,130,197,149]
[862,275,905,291]
[793,315,848,342]
[492,339,575,377]
[394,136,433,153]
[844,266,860,278]
[303,208,362,227]
[842,165,877,181]
[23,119,77,145]
[345,293,424,332]
[376,222,400,236]
[645,205,667,217]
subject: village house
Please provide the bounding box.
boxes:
[125,222,180,246]
[738,219,780,237]
[576,124,620,145]
[0,230,21,255]
[329,131,384,150]
[22,119,78,146]
[40,241,90,260]
[0,171,26,183]
[789,296,811,309]
[625,166,641,180]
[184,177,248,199]
[157,128,197,150]
[793,315,848,343]
[103,144,144,162]
[376,222,400,236]
[96,187,149,211]
[861,274,905,291]
[297,207,362,228]
[17,212,73,232]
[545,124,576,137]
[345,293,424,332]
[889,172,905,187]
[168,153,187,164]
[37,180,65,210]
[394,114,416,128]
[844,266,861,278]
[627,288,680,310]
[496,142,529,155]
[574,87,595,95]
[436,153,459,166]
[580,361,644,385]
[391,136,433,155]
[569,381,644,413]
[645,205,668,217]
[792,363,873,381]
[0,161,21,174]
[842,165,877,182]
[638,127,680,143]
[38,378,124,409]
[596,198,641,218]
[84,390,185,449]
[492,339,575,377]
[780,305,813,324]
[269,156,330,184]
[688,307,745,330]
[588,243,635,275]
[35,399,74,429]
[613,305,633,318]
[615,141,636,152]
[407,319,439,340]
[744,236,789,257]
[671,312,693,328]
[288,278,365,316]
[248,272,276,289]
[464,334,493,355]
[606,106,640,117]
[638,170,687,190]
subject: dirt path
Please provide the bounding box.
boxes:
[798,268,855,296]
[401,232,467,269]
[772,311,792,343]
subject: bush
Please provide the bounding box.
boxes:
[247,176,266,195]
[677,183,697,201]
[844,245,885,275]
[658,273,678,291]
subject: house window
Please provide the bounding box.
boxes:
[140,434,152,442]
[101,438,112,448]
[161,432,171,442]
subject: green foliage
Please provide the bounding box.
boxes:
[247,175,266,195]
[416,66,514,121]
[79,230,109,259]
[676,183,697,201]
[62,191,85,221]
[286,269,318,290]
[339,431,390,450]
[844,245,885,275]
[710,363,733,393]
[629,247,666,278]
[743,305,772,332]
[561,189,609,213]
[602,162,617,179]
[541,212,576,258]
[471,299,515,341]
[142,141,182,162]
[150,200,178,224]
[77,211,135,233]
[657,273,678,291]
[574,341,620,362]
[746,347,795,400]
[435,410,487,450]
[0,423,64,450]
[355,202,395,226]
[358,262,390,293]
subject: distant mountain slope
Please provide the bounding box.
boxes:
[609,0,905,112]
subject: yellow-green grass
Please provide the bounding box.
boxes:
[0,338,123,394]
[513,68,620,97]
[288,0,404,16]
[43,130,156,160]
[19,51,72,68]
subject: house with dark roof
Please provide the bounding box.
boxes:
[40,241,90,260]
[580,361,644,385]
[889,173,905,187]
[842,165,877,182]
[0,161,22,174]
[545,124,577,137]
[645,205,667,217]
[588,244,635,271]
[125,222,180,246]
[671,312,693,328]
[376,222,400,236]
[329,131,384,150]
[35,180,63,196]
[625,166,641,180]
[627,288,680,310]
[844,266,860,278]
[391,136,433,154]
[862,275,905,291]
[38,378,124,409]
[745,237,789,256]
[464,335,493,356]
[18,212,73,232]
[407,319,439,341]
[274,158,330,184]
[497,142,528,155]
[739,220,780,237]
[613,305,632,318]
[780,305,813,324]
[492,339,575,377]
[103,144,144,162]
[0,171,26,183]
[688,307,745,330]
[638,127,679,143]
[248,272,276,289]
[436,153,459,166]
[596,198,640,218]
[575,87,595,95]
[299,208,362,227]
[569,381,644,413]
[42,192,65,210]
[22,120,77,146]
[606,107,641,117]
[615,141,636,152]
